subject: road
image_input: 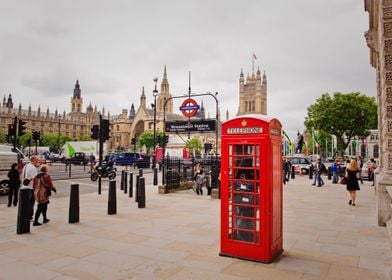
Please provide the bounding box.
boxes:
[0,167,155,206]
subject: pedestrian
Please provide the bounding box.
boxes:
[313,158,325,187]
[345,159,360,206]
[194,163,206,195]
[369,158,376,186]
[357,155,364,184]
[282,157,289,184]
[331,158,339,184]
[21,155,39,221]
[7,163,21,207]
[33,165,56,226]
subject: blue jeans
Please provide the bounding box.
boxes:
[316,173,324,186]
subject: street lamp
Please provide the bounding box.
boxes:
[57,116,61,153]
[152,77,158,169]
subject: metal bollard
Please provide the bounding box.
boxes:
[291,165,295,179]
[17,189,31,234]
[153,167,158,186]
[327,167,332,180]
[120,170,125,191]
[69,183,80,223]
[309,165,313,180]
[129,172,133,198]
[108,180,117,215]
[138,177,146,208]
[139,168,143,177]
[124,172,128,194]
[135,175,140,203]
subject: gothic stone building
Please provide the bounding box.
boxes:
[0,80,103,142]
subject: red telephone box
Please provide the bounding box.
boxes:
[220,114,283,263]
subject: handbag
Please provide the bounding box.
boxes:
[339,177,347,185]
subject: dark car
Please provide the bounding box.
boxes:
[114,152,142,166]
[65,152,89,165]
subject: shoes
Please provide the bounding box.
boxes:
[349,200,352,205]
[43,219,50,224]
[7,204,11,207]
[317,185,322,187]
[33,222,42,226]
[352,203,356,206]
[312,184,316,186]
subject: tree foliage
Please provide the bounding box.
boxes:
[186,137,203,155]
[304,92,377,154]
[138,131,165,153]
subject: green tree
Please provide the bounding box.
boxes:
[186,137,203,156]
[305,92,377,155]
[0,129,8,143]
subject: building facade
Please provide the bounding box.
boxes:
[237,67,267,116]
[0,80,102,142]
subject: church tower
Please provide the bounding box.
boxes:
[157,65,173,113]
[237,66,267,116]
[71,80,83,114]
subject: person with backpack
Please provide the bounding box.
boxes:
[32,165,57,226]
[313,158,325,187]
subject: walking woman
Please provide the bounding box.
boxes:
[194,163,206,195]
[7,163,20,207]
[345,159,360,206]
[33,165,56,226]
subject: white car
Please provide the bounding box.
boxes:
[361,159,378,180]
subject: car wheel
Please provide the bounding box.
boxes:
[301,168,309,175]
[0,180,10,196]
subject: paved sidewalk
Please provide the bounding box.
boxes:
[0,175,391,279]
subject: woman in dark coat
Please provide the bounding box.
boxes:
[33,165,56,226]
[7,163,20,207]
[345,159,360,206]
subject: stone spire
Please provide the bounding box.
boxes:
[73,80,81,99]
[140,87,146,108]
[129,103,135,119]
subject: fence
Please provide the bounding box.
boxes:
[163,156,221,192]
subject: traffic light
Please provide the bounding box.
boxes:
[18,119,27,136]
[100,119,110,141]
[164,135,169,144]
[32,131,40,141]
[131,137,136,145]
[7,124,16,142]
[91,125,99,140]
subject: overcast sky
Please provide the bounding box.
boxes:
[0,0,375,140]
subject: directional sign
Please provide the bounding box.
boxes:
[180,98,199,117]
[165,120,216,133]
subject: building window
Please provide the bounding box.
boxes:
[117,125,120,131]
[373,144,379,159]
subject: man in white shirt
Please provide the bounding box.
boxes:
[21,156,39,220]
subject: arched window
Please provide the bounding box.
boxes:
[373,144,379,159]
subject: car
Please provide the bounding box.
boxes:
[361,159,379,180]
[65,152,89,165]
[114,152,142,166]
[286,155,311,175]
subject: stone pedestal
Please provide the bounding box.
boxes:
[211,188,219,199]
[376,173,392,226]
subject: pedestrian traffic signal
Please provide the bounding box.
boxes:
[18,119,27,136]
[91,125,99,140]
[164,135,169,144]
[100,119,110,141]
[32,131,40,141]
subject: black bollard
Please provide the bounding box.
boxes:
[17,189,31,234]
[309,165,313,180]
[69,183,80,223]
[291,165,295,179]
[327,166,332,180]
[129,172,133,198]
[98,176,102,195]
[139,168,143,177]
[153,167,158,186]
[120,170,125,191]
[138,177,146,208]
[108,180,117,215]
[135,175,140,202]
[124,172,128,194]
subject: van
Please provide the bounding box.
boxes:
[0,149,19,195]
[286,155,311,175]
[114,152,142,166]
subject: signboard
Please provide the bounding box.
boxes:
[180,98,199,117]
[165,120,216,133]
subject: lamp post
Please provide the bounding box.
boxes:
[57,116,61,153]
[152,77,158,169]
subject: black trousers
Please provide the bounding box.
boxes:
[34,203,48,222]
[8,187,19,206]
[27,189,35,219]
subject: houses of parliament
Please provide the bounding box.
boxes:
[0,65,267,152]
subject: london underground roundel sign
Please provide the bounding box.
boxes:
[180,98,199,117]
